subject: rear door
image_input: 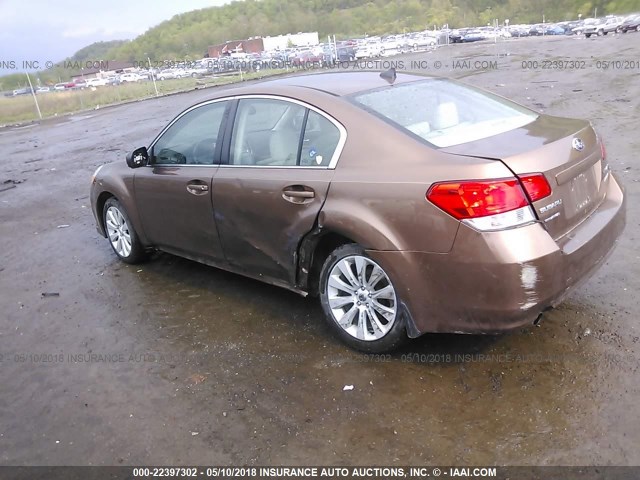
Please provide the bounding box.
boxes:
[134,99,230,262]
[212,96,345,284]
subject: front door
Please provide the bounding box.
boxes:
[135,100,229,262]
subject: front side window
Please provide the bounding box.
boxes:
[351,79,537,148]
[152,101,227,165]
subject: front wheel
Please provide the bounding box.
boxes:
[319,244,408,352]
[103,198,147,264]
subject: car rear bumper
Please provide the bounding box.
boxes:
[367,173,626,336]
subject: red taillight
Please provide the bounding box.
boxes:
[426,178,529,220]
[519,173,552,202]
[600,138,607,161]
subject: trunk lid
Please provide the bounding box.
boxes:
[442,114,609,240]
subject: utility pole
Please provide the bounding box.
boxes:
[148,57,159,97]
[25,72,42,120]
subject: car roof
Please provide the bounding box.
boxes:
[251,71,430,97]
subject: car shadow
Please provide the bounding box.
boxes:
[138,251,510,363]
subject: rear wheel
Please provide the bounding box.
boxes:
[319,244,408,352]
[103,198,147,264]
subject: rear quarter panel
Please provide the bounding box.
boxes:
[285,92,517,253]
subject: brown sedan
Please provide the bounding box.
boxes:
[90,71,625,352]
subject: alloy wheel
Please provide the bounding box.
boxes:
[105,206,132,258]
[326,255,397,341]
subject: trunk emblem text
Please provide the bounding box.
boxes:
[539,199,563,214]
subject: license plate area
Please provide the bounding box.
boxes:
[566,160,602,222]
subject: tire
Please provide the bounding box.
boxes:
[319,244,408,352]
[585,33,592,38]
[597,29,604,36]
[103,198,147,264]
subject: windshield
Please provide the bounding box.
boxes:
[351,79,538,148]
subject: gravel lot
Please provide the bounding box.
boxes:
[0,35,639,466]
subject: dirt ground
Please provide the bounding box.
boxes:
[1,35,639,466]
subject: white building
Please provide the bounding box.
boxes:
[262,32,320,51]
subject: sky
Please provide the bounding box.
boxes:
[0,0,228,74]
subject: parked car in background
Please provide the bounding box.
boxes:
[90,71,625,352]
[618,14,640,32]
[119,72,145,83]
[35,86,51,94]
[404,33,437,50]
[12,87,33,96]
[380,35,406,55]
[572,18,598,34]
[184,63,209,77]
[462,30,485,42]
[529,24,565,35]
[583,16,623,37]
[508,26,531,37]
[558,20,582,34]
[86,77,110,88]
[291,50,325,67]
[53,82,75,91]
[336,45,356,62]
[157,68,188,80]
[354,43,382,59]
[447,29,465,43]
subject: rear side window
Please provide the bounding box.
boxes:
[300,111,341,167]
[229,98,343,167]
[230,99,305,166]
[351,79,537,148]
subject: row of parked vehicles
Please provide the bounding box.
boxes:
[441,13,638,42]
[6,69,197,96]
[6,12,638,97]
[7,74,137,96]
[319,13,638,59]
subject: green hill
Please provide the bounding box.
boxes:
[68,40,129,63]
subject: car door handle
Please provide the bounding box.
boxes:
[186,183,209,195]
[282,189,314,198]
[282,185,315,204]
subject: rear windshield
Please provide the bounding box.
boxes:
[351,79,538,147]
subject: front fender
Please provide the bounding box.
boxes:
[90,163,149,246]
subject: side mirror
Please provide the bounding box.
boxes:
[126,147,149,168]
